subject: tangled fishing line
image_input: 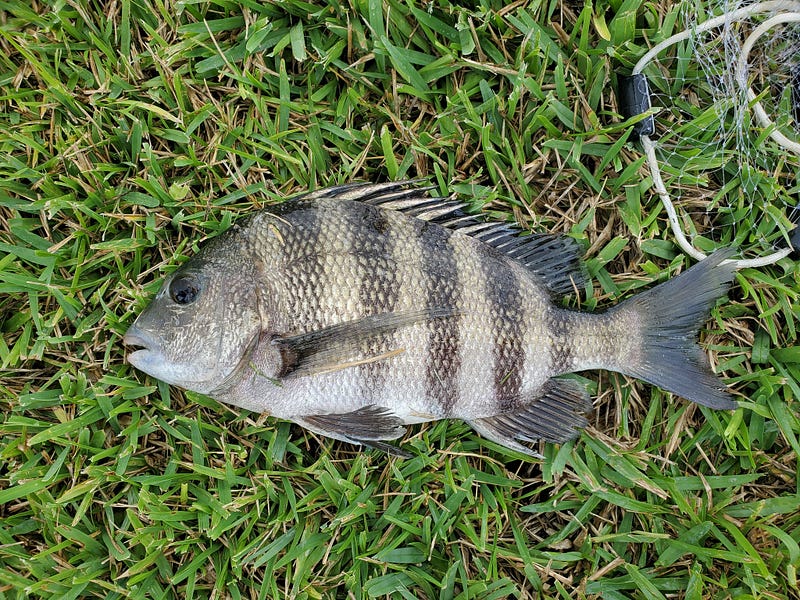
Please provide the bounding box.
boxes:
[620,0,800,268]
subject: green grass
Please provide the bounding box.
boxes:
[1,0,799,598]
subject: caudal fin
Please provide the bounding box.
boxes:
[613,249,738,409]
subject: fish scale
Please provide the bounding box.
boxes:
[355,208,403,406]
[480,253,527,412]
[547,311,575,374]
[418,221,462,415]
[124,182,738,456]
[372,212,434,418]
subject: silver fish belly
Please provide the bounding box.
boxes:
[124,182,737,456]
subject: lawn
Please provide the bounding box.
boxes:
[1,0,799,598]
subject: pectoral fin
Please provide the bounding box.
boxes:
[468,378,592,457]
[273,308,455,379]
[295,405,411,457]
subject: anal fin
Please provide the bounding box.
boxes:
[468,378,592,456]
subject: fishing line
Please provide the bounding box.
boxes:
[621,0,800,268]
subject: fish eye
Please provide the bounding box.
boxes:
[169,274,201,305]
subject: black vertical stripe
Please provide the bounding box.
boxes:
[419,221,462,416]
[481,249,526,412]
[276,201,327,331]
[356,205,402,398]
[357,205,399,315]
[547,309,574,375]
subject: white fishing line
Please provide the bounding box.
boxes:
[631,0,800,268]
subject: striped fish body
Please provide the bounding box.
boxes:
[226,196,560,420]
[125,183,737,455]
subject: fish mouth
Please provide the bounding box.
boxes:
[123,325,159,368]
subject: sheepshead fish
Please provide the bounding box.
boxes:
[124,182,737,456]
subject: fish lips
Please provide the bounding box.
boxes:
[123,325,162,373]
[123,323,221,392]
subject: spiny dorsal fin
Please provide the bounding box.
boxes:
[301,180,435,204]
[302,181,586,297]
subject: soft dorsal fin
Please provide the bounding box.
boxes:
[302,181,586,296]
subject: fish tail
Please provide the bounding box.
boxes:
[610,249,738,409]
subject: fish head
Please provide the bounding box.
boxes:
[124,249,264,395]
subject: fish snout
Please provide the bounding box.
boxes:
[123,324,159,369]
[123,323,150,349]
